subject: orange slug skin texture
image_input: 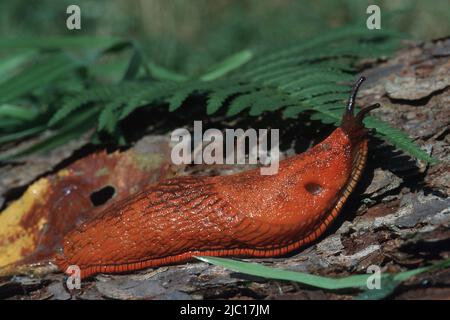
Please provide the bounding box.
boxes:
[55,77,376,279]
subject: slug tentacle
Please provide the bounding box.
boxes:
[341,76,380,141]
[345,76,366,116]
[355,103,381,123]
[55,77,380,279]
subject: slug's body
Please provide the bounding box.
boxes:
[56,77,379,279]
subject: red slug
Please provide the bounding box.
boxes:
[55,76,380,279]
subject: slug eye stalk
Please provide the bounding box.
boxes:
[346,76,366,116]
[340,76,381,138]
[344,76,381,122]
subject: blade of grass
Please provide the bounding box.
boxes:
[0,118,26,131]
[0,125,46,145]
[0,108,97,161]
[200,49,253,81]
[129,40,187,82]
[196,256,369,290]
[0,53,80,104]
[196,256,450,298]
[364,116,439,165]
[0,104,39,121]
[0,36,121,49]
[356,259,450,299]
[0,51,37,83]
[147,61,188,82]
[122,48,143,81]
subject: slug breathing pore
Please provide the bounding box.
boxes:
[55,76,379,279]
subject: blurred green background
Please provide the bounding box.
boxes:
[1,0,449,75]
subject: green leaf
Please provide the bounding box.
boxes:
[290,84,350,98]
[98,101,122,134]
[0,104,39,121]
[276,72,353,91]
[356,259,450,299]
[0,51,37,83]
[196,256,369,290]
[364,116,439,164]
[282,105,311,119]
[118,82,178,120]
[301,92,349,106]
[0,36,121,49]
[200,49,253,81]
[0,118,26,131]
[226,91,267,116]
[246,27,401,69]
[0,125,46,145]
[90,60,130,81]
[128,40,187,82]
[260,66,351,86]
[49,96,92,127]
[147,62,188,82]
[48,83,140,127]
[122,49,143,81]
[356,275,402,300]
[249,95,292,116]
[167,87,195,111]
[196,256,450,299]
[206,83,257,115]
[0,108,97,161]
[0,53,80,104]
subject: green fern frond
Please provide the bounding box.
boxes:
[301,93,350,106]
[282,105,312,119]
[261,67,351,86]
[364,117,437,164]
[249,94,294,116]
[226,90,271,116]
[98,100,122,133]
[118,82,179,120]
[277,72,353,91]
[49,95,94,127]
[206,83,258,114]
[249,59,356,83]
[244,27,401,68]
[289,84,350,99]
[49,83,144,127]
[167,85,197,111]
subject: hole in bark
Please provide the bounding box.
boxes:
[90,185,115,206]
